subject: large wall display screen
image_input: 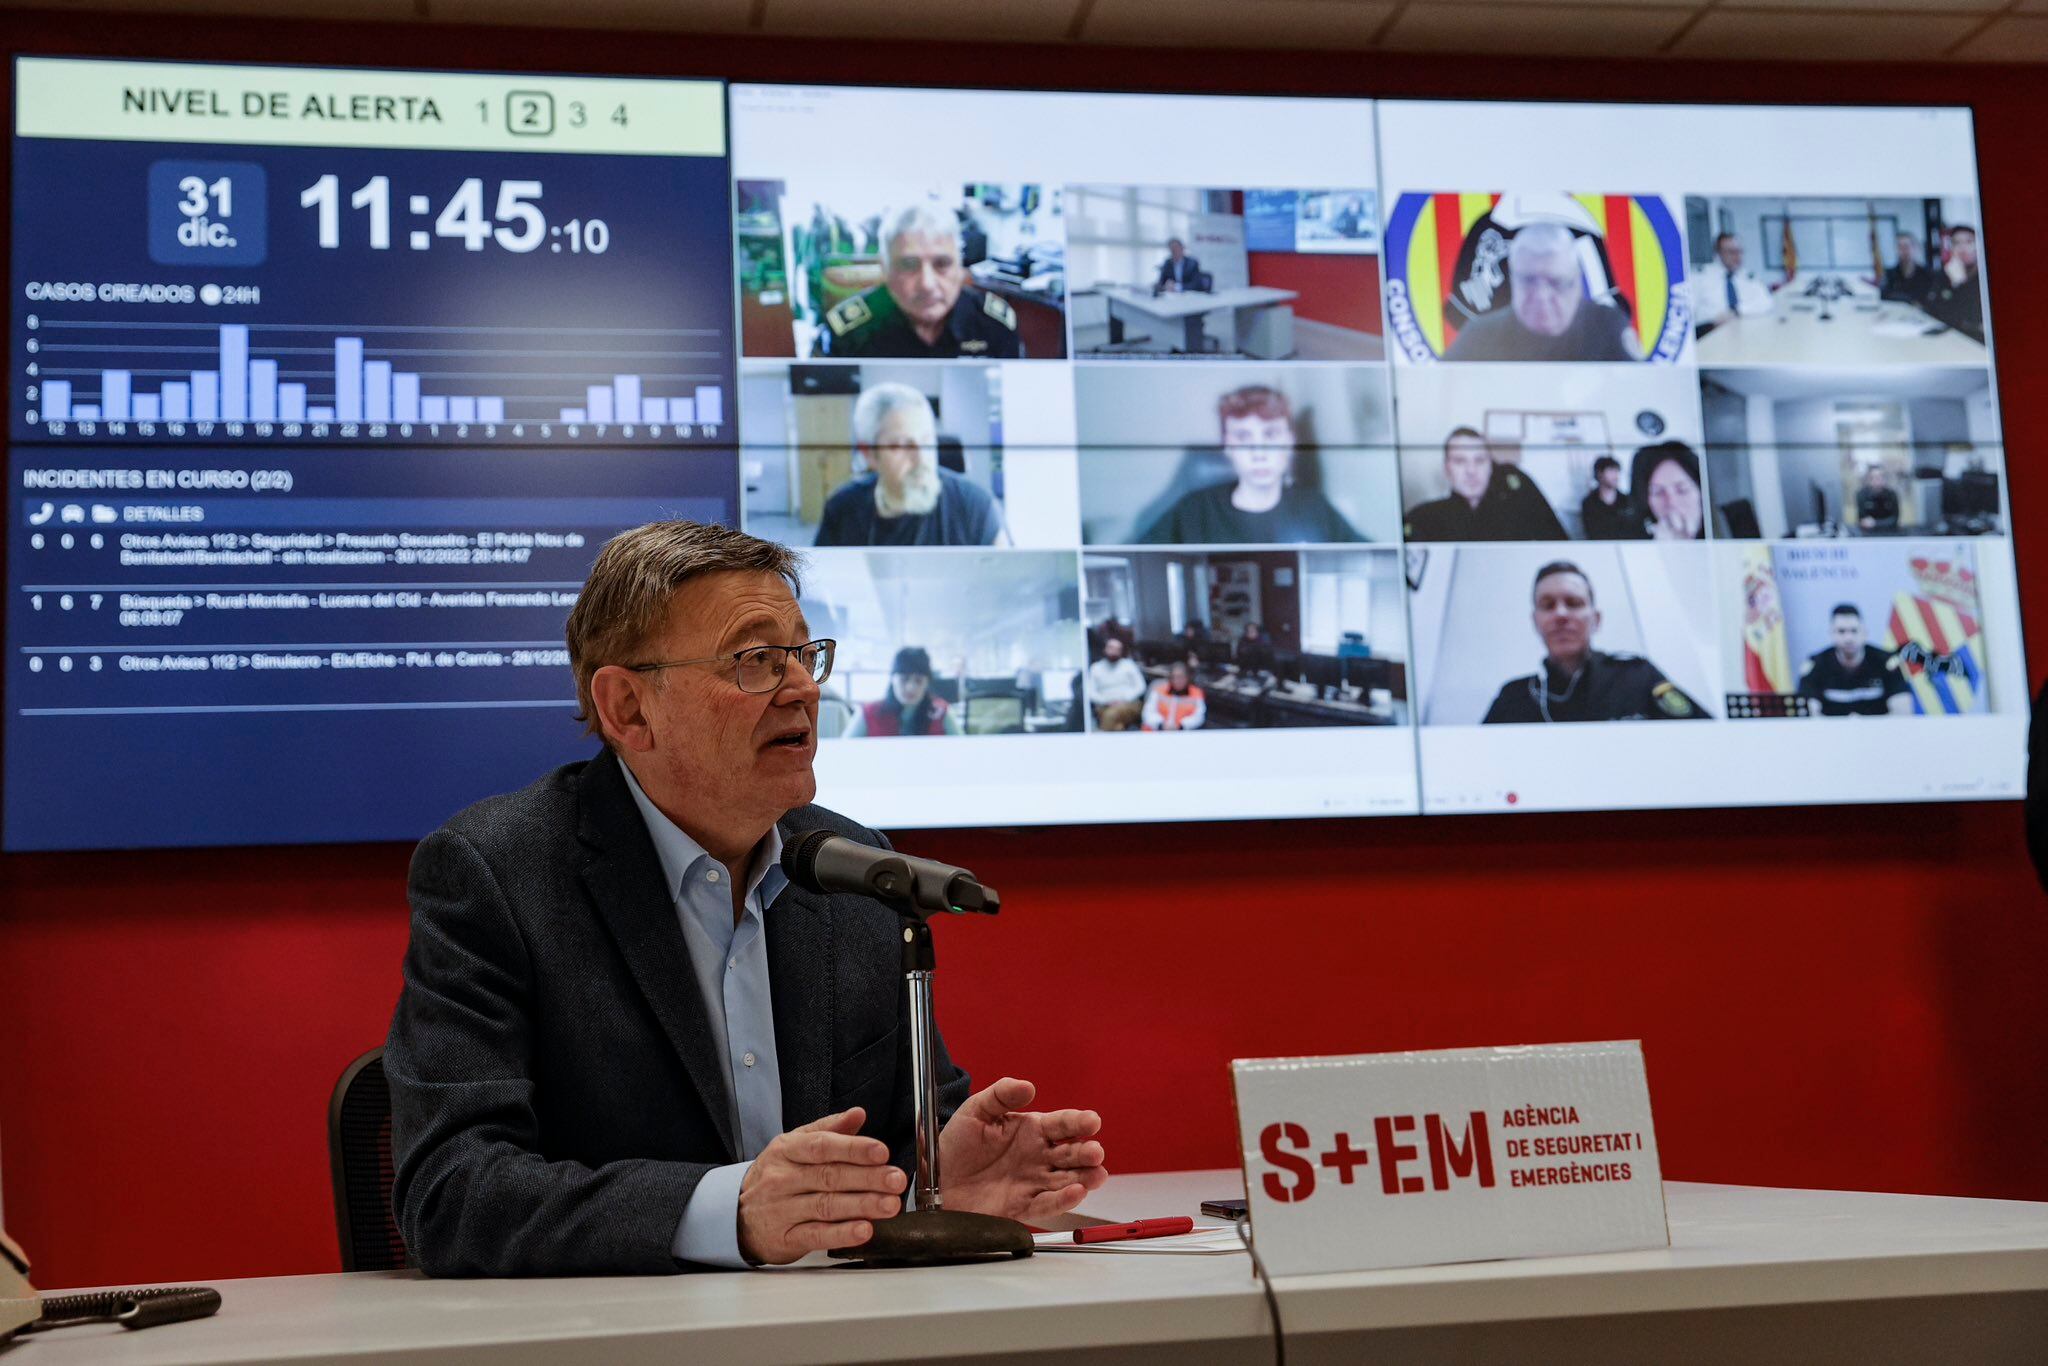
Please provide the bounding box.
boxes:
[7,59,737,849]
[5,61,2024,850]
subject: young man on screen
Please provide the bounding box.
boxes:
[1481,560,1707,724]
[385,521,1105,1275]
[1797,603,1912,717]
[1404,427,1568,542]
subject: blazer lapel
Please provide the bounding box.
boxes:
[575,755,738,1162]
[767,814,835,1128]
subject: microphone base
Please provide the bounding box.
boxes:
[827,1209,1034,1266]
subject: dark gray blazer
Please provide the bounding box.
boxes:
[384,753,971,1276]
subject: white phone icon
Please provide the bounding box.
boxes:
[27,502,53,525]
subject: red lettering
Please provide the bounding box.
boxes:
[1259,1121,1315,1203]
[1374,1114,1424,1194]
[1426,1110,1495,1190]
[1318,1130,1371,1185]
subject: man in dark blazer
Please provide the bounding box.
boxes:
[1155,237,1202,292]
[386,521,1106,1275]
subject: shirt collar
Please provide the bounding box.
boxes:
[616,756,786,912]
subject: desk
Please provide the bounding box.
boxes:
[23,1172,2048,1365]
[1096,285,1299,358]
[1696,299,1987,366]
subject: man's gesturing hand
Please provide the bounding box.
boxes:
[939,1077,1107,1223]
[737,1108,906,1264]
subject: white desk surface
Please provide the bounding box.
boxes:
[22,1172,2048,1366]
[1695,299,1987,366]
[1099,285,1298,319]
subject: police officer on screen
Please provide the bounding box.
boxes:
[1797,603,1912,717]
[1481,560,1708,723]
[816,202,1023,359]
[1404,427,1569,542]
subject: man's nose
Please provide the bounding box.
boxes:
[774,657,822,704]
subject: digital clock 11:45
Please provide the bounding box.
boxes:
[299,176,610,253]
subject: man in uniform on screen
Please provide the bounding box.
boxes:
[1924,224,1984,345]
[816,203,1023,359]
[1796,603,1912,717]
[1481,560,1707,723]
[1404,427,1568,542]
[1443,223,1640,363]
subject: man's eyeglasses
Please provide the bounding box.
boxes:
[627,639,835,695]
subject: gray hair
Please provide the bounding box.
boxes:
[565,520,802,740]
[852,381,937,450]
[1509,221,1577,269]
[883,201,963,263]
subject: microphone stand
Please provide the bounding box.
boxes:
[831,868,1033,1265]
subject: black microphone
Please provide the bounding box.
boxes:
[781,830,1000,916]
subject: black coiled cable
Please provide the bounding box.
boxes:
[24,1285,221,1332]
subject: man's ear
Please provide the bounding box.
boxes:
[590,665,657,753]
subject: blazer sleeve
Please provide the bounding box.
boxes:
[385,827,716,1276]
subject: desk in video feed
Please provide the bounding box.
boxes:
[13,68,735,444]
[1695,293,1985,366]
[4,449,739,850]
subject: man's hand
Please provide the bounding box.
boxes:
[939,1077,1107,1223]
[737,1108,906,1265]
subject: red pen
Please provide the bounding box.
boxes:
[1074,1216,1195,1244]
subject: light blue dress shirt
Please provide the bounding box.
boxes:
[617,759,787,1269]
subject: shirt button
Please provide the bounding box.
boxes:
[728,958,737,971]
[706,869,721,883]
[743,1052,757,1068]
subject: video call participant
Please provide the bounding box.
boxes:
[1404,427,1568,542]
[1882,233,1937,307]
[1143,661,1207,731]
[1156,237,1202,293]
[844,646,962,736]
[1235,621,1276,673]
[386,521,1105,1275]
[1444,223,1640,363]
[1689,232,1774,334]
[1797,603,1911,717]
[1629,441,1705,541]
[1137,385,1366,544]
[1925,224,1984,344]
[1088,636,1148,732]
[1481,560,1707,723]
[818,202,1023,359]
[815,384,1010,547]
[1580,455,1635,541]
[1856,466,1901,532]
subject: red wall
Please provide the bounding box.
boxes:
[4,13,2048,1289]
[1247,252,1384,333]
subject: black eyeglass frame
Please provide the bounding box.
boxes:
[625,639,836,694]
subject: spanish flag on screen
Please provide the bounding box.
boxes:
[1740,547,1793,694]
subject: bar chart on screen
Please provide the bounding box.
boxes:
[24,317,727,441]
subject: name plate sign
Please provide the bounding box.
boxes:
[1232,1041,1667,1276]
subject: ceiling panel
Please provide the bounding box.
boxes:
[1669,9,1984,58]
[1384,3,1694,55]
[1951,14,2048,54]
[1730,0,1998,11]
[1083,0,1402,49]
[759,0,1081,43]
[6,0,2048,66]
[430,0,753,30]
[7,0,419,15]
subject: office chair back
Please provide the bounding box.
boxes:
[329,1047,413,1272]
